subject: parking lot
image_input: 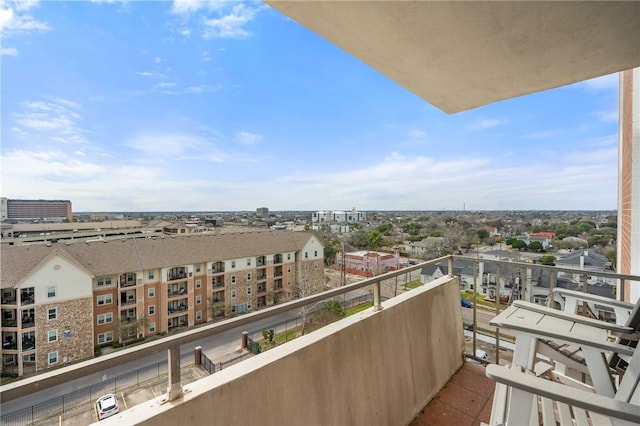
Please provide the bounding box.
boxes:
[29,366,209,425]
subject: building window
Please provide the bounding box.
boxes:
[48,330,58,342]
[97,331,113,344]
[246,287,252,295]
[47,286,56,298]
[287,253,291,260]
[247,301,252,310]
[231,289,237,299]
[231,305,236,313]
[149,322,156,333]
[195,279,201,289]
[97,294,113,305]
[196,265,201,273]
[288,266,291,273]
[148,271,154,280]
[148,305,155,315]
[246,273,251,281]
[48,308,57,320]
[97,312,113,325]
[231,260,236,268]
[196,295,201,305]
[305,252,308,258]
[246,259,251,266]
[231,275,236,284]
[314,251,318,257]
[148,287,155,298]
[314,262,319,269]
[48,352,58,365]
[97,276,112,286]
[196,311,202,320]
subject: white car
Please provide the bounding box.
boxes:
[96,394,119,420]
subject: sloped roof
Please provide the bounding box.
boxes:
[1,231,320,288]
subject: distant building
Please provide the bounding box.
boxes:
[256,207,269,217]
[3,198,72,222]
[312,209,366,224]
[336,250,399,277]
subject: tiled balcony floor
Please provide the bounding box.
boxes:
[410,361,494,426]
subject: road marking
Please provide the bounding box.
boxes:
[121,391,128,410]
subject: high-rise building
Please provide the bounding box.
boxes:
[4,199,72,222]
[256,207,269,217]
[619,68,640,302]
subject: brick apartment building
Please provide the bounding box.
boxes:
[0,231,324,376]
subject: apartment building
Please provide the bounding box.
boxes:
[0,231,324,376]
[311,209,367,224]
[619,68,640,302]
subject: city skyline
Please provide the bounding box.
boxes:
[1,0,620,212]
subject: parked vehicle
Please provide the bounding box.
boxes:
[96,394,119,420]
[460,299,472,308]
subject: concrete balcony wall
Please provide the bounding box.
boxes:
[100,276,463,426]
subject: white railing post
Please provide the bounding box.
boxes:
[163,345,183,402]
[373,280,382,312]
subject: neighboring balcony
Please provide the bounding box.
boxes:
[273,266,283,277]
[212,277,224,289]
[119,273,137,288]
[210,262,225,274]
[20,309,35,329]
[167,267,189,281]
[1,290,17,306]
[273,254,283,264]
[19,288,34,306]
[168,286,187,298]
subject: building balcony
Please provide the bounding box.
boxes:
[120,297,137,307]
[167,288,187,298]
[2,256,638,426]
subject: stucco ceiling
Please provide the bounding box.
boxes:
[265,1,640,113]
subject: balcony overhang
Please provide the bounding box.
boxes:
[264,1,640,113]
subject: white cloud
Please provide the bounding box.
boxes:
[521,130,561,139]
[0,46,18,55]
[154,56,163,64]
[0,0,49,37]
[12,98,89,145]
[409,129,426,138]
[170,1,265,40]
[124,132,207,156]
[234,131,263,146]
[466,118,508,131]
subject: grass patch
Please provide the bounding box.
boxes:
[345,302,373,316]
[403,280,422,290]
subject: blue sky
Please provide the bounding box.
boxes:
[1,0,620,212]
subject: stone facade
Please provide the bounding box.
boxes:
[36,297,93,370]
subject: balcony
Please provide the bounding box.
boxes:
[119,273,137,288]
[210,262,225,274]
[2,256,639,426]
[1,290,17,306]
[212,277,224,288]
[273,254,283,264]
[167,287,187,298]
[167,268,188,281]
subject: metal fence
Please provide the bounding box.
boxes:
[198,350,253,375]
[0,361,166,426]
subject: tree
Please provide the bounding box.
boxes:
[368,230,383,251]
[403,222,422,236]
[539,255,556,266]
[527,241,543,252]
[511,239,527,250]
[376,222,392,236]
[117,315,148,343]
[605,249,616,270]
[476,229,490,242]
